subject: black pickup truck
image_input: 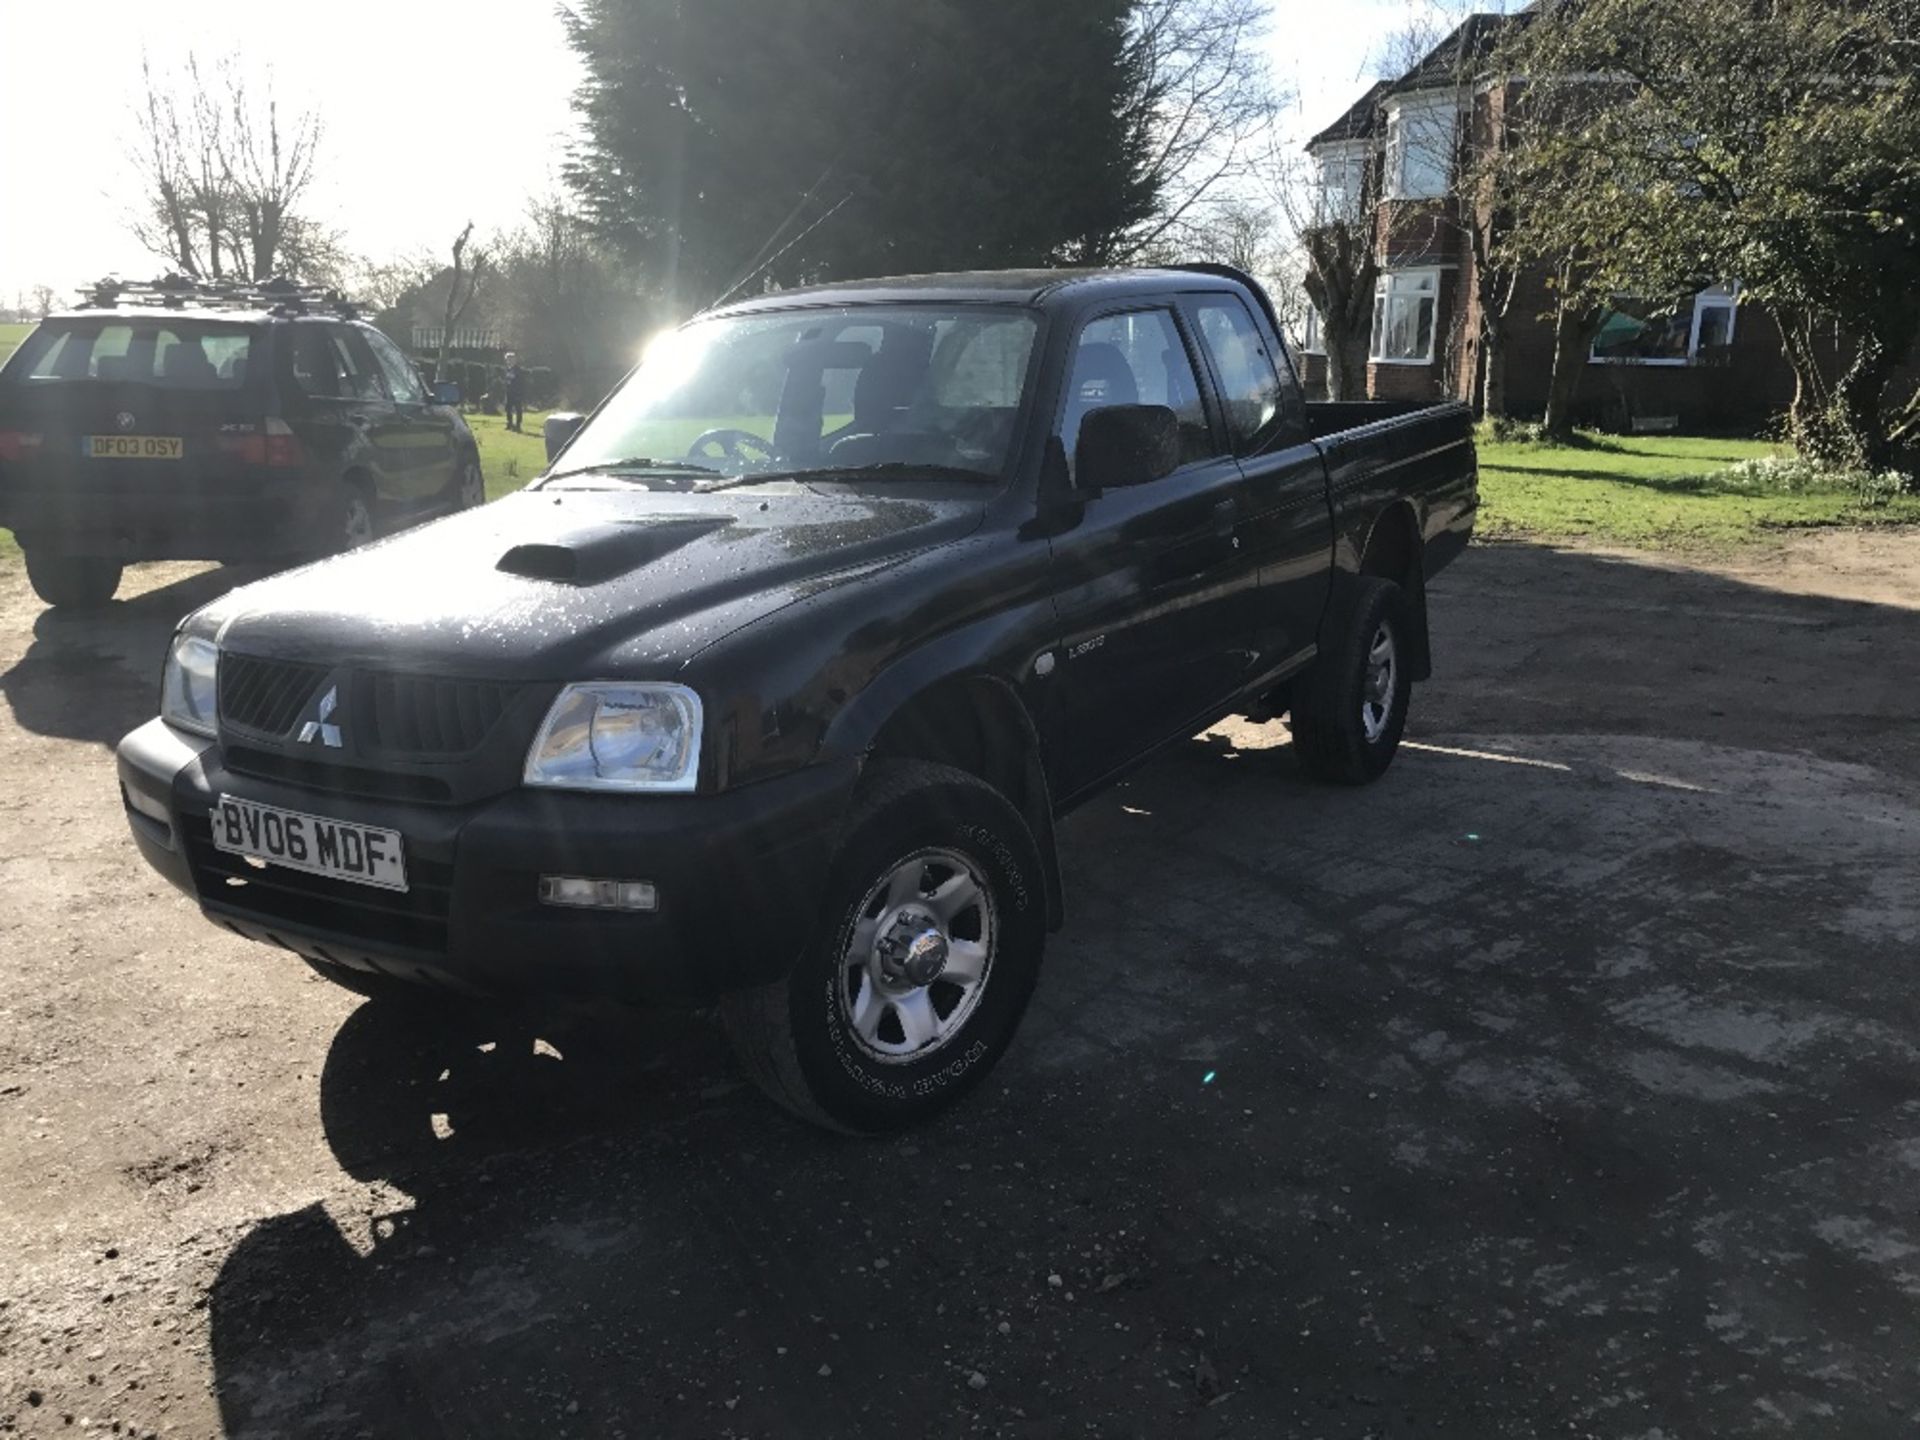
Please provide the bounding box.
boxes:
[117,265,1475,1132]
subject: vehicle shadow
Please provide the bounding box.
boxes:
[188,538,1920,1437]
[0,564,265,747]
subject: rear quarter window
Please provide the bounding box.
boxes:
[11,320,258,390]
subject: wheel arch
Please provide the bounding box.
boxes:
[863,674,1065,932]
[1357,501,1431,680]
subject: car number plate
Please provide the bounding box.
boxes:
[84,435,184,460]
[212,795,408,893]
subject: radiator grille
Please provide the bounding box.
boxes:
[218,655,329,738]
[353,673,522,757]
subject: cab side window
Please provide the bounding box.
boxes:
[1191,297,1285,452]
[362,328,427,405]
[290,326,343,399]
[330,326,386,403]
[1061,309,1213,484]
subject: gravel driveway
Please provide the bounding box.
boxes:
[2,533,1918,1439]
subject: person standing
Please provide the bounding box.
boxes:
[502,352,527,433]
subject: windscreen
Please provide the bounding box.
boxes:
[555,305,1040,481]
[9,318,257,391]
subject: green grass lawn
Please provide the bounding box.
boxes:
[1476,433,1920,547]
[468,410,557,501]
[469,411,802,502]
[0,322,30,370]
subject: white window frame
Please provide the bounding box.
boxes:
[1384,94,1458,201]
[1370,269,1441,366]
[1589,284,1740,367]
[1310,139,1372,223]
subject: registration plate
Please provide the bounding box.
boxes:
[212,795,408,893]
[85,435,184,460]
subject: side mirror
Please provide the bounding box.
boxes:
[544,412,586,463]
[1075,404,1182,490]
[431,381,463,407]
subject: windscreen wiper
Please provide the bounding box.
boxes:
[694,462,991,494]
[547,457,723,482]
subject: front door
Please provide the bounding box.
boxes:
[314,324,402,512]
[359,326,460,507]
[1045,304,1259,803]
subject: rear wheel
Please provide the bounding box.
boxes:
[24,551,123,609]
[454,456,486,511]
[1289,577,1413,785]
[721,760,1048,1133]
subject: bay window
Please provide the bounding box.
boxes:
[1385,96,1457,200]
[1370,270,1439,364]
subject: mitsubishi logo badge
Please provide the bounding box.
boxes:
[297,686,343,748]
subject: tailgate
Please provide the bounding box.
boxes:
[0,316,273,517]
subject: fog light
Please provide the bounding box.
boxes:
[122,784,171,826]
[538,875,659,912]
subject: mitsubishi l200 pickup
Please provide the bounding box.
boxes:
[117,265,1476,1132]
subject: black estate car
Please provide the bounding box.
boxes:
[0,278,485,609]
[117,265,1477,1132]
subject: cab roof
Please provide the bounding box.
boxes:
[709,265,1259,318]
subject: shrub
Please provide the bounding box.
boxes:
[1474,418,1621,451]
[1707,455,1911,506]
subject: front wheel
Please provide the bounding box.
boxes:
[721,761,1048,1133]
[1289,577,1413,785]
[336,481,376,552]
[24,551,123,609]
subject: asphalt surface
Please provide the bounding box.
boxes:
[2,534,1918,1439]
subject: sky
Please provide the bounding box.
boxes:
[0,0,1474,304]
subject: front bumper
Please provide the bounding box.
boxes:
[117,717,857,1004]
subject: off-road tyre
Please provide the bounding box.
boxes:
[1290,577,1413,785]
[25,551,123,609]
[721,760,1048,1134]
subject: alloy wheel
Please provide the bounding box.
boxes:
[838,847,997,1064]
[1361,622,1397,743]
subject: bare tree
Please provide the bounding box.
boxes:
[1112,0,1282,260]
[1187,198,1281,278]
[1268,131,1381,402]
[352,251,440,313]
[222,65,325,283]
[30,285,56,321]
[435,223,488,384]
[131,55,204,277]
[127,53,330,283]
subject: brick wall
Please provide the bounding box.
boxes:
[1484,268,1807,432]
[1296,351,1330,400]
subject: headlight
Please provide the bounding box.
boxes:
[161,634,219,737]
[524,683,703,793]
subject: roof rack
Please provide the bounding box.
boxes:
[77,274,362,320]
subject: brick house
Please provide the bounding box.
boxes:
[1294,10,1812,433]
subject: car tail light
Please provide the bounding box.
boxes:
[217,418,303,468]
[0,430,44,463]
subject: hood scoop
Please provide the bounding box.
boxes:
[496,517,731,586]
